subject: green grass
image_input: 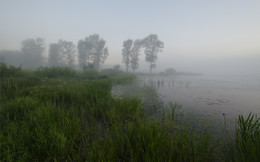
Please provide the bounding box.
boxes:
[223,113,260,162]
[0,63,259,161]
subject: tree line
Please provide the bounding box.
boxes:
[0,34,164,72]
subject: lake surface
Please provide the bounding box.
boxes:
[139,74,260,119]
[112,74,260,133]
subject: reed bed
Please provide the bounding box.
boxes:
[0,64,259,161]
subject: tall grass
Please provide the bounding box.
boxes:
[0,64,259,161]
[222,113,260,162]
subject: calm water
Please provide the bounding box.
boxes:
[112,74,260,132]
[139,74,260,120]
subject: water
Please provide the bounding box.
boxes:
[140,74,260,119]
[112,74,260,133]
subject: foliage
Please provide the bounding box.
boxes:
[0,63,24,78]
[165,68,176,75]
[0,38,45,69]
[1,66,259,161]
[130,39,142,72]
[223,113,260,161]
[34,66,76,78]
[49,40,76,67]
[0,50,22,67]
[77,34,109,70]
[21,38,45,68]
[100,67,125,76]
[142,34,164,73]
[122,39,142,72]
[122,39,133,72]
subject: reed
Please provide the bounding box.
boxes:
[1,64,259,161]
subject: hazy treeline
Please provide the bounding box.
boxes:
[0,38,45,69]
[122,34,164,73]
[0,34,163,72]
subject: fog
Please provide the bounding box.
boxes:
[1,0,259,75]
[1,1,260,115]
[2,2,260,159]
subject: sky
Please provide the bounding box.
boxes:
[1,0,260,75]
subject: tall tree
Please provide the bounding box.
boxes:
[21,38,45,68]
[142,34,164,73]
[48,40,76,67]
[77,34,108,70]
[48,44,59,66]
[92,36,108,70]
[0,50,22,67]
[77,40,87,68]
[122,39,133,72]
[130,39,142,72]
[58,40,76,67]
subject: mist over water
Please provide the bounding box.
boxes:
[140,74,260,118]
[1,1,260,124]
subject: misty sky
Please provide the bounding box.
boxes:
[1,0,260,75]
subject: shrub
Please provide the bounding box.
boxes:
[0,63,24,78]
[34,66,76,78]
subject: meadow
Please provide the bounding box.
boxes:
[0,63,259,161]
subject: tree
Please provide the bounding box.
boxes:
[122,39,143,72]
[77,34,108,70]
[58,40,76,67]
[122,39,133,72]
[142,34,164,73]
[130,39,142,72]
[77,40,87,68]
[21,38,45,68]
[113,64,121,71]
[48,44,59,66]
[48,40,76,67]
[165,68,176,75]
[0,50,22,67]
[92,37,108,70]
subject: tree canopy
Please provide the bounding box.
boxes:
[21,38,45,68]
[49,40,76,67]
[78,34,108,70]
[142,34,164,73]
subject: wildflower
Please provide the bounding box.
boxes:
[222,112,226,116]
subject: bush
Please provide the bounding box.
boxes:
[0,63,24,78]
[34,66,76,78]
[100,68,124,76]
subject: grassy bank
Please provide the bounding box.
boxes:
[0,64,259,161]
